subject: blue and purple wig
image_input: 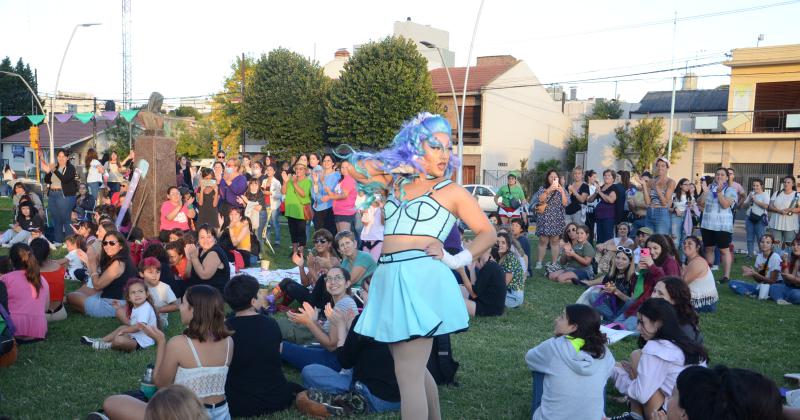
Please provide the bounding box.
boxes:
[336,112,459,203]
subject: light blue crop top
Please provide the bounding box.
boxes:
[383,179,456,243]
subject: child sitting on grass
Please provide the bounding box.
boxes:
[61,234,87,282]
[138,257,179,329]
[80,277,158,351]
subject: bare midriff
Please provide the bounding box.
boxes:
[381,234,442,255]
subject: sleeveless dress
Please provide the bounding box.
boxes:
[534,186,566,237]
[354,179,468,343]
[197,189,220,230]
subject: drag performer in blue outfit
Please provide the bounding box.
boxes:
[341,112,496,419]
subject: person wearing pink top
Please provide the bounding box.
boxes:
[0,243,50,342]
[159,186,196,242]
[329,162,358,234]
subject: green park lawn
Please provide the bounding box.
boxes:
[0,196,798,419]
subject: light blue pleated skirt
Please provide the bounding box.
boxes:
[354,249,469,343]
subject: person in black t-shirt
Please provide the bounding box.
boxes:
[565,166,590,226]
[461,247,507,317]
[223,274,301,417]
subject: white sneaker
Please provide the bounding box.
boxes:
[80,336,97,346]
[777,299,791,305]
[1,243,10,248]
[711,265,719,271]
[535,262,543,270]
[92,340,112,350]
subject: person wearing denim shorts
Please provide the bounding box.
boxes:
[643,157,676,236]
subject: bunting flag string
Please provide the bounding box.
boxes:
[27,115,45,125]
[4,116,22,122]
[55,113,74,123]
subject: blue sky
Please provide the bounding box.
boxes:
[1,0,798,107]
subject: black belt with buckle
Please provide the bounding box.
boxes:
[203,399,227,409]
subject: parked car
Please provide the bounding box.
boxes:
[464,184,498,214]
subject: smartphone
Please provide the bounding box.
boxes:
[202,179,216,188]
[641,248,650,257]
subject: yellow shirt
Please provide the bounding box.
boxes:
[230,223,251,252]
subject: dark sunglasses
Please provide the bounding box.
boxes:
[314,239,328,244]
[102,240,119,246]
[617,246,633,255]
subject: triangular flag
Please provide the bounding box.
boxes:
[74,112,94,123]
[120,109,139,123]
[101,111,119,121]
[55,113,74,123]
[27,115,45,125]
[5,116,22,122]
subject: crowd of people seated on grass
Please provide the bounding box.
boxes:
[2,138,800,420]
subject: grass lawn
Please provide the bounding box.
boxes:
[0,196,798,419]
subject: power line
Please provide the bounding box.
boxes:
[481,0,800,45]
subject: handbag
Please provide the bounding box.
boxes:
[302,204,313,221]
[748,210,763,224]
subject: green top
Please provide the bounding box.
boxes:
[564,241,596,269]
[498,184,525,205]
[341,251,377,288]
[501,254,526,292]
[284,178,312,220]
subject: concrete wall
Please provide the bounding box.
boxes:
[481,61,570,172]
[393,20,454,69]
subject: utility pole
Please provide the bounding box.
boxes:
[92,97,97,149]
[240,53,246,157]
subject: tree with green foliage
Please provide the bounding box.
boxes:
[104,119,141,159]
[590,98,624,120]
[520,158,562,194]
[326,36,440,149]
[176,118,215,158]
[0,57,41,138]
[210,55,256,157]
[243,48,328,160]
[169,106,201,119]
[613,117,688,175]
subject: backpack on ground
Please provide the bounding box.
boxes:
[427,334,459,386]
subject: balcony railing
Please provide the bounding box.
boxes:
[690,109,800,134]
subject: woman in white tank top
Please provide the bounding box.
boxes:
[101,285,234,420]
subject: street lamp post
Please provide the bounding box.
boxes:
[0,71,51,140]
[48,23,101,163]
[420,41,461,173]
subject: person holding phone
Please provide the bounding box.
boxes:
[196,168,220,230]
[698,167,738,284]
[534,170,568,270]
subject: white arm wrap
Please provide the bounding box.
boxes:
[440,249,473,270]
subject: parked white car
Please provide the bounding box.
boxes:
[464,184,499,214]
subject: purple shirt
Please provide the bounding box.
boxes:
[443,225,462,252]
[219,175,247,207]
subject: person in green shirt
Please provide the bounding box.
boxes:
[548,225,596,284]
[495,172,526,225]
[282,163,312,255]
[334,230,376,288]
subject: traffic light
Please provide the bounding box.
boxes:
[212,140,219,156]
[29,125,39,149]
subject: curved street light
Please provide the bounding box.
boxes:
[420,40,462,161]
[48,23,101,163]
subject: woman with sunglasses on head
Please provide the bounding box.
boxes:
[580,247,636,321]
[768,175,800,253]
[66,231,137,318]
[611,298,708,420]
[680,236,718,313]
[608,234,679,332]
[594,222,635,278]
[283,228,341,309]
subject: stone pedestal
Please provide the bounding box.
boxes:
[131,135,176,239]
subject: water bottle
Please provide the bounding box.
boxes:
[140,363,156,399]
